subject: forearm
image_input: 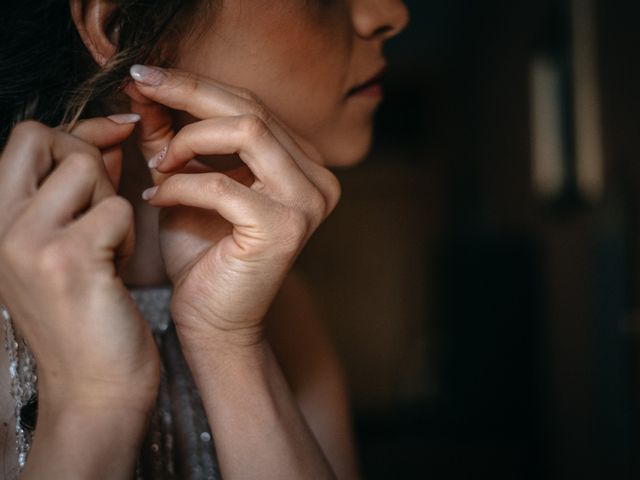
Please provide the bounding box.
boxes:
[21,399,152,479]
[181,335,336,480]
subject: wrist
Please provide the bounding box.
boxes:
[174,313,265,355]
[36,352,160,412]
[38,396,153,430]
[38,383,158,419]
[22,397,153,479]
[173,332,335,479]
[175,324,270,384]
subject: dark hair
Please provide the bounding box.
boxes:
[0,0,212,145]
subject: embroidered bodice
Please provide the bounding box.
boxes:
[2,287,221,479]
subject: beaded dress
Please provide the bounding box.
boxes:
[2,286,221,479]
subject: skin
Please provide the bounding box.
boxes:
[170,0,398,167]
[0,0,408,478]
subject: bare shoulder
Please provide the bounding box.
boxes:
[0,320,18,478]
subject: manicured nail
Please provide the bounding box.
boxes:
[130,64,167,86]
[107,113,141,124]
[142,186,159,200]
[148,144,168,169]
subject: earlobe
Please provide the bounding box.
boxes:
[69,0,120,66]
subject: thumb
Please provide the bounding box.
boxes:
[124,81,174,186]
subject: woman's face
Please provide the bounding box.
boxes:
[174,0,409,167]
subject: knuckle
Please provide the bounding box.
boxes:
[248,102,272,124]
[162,174,186,196]
[85,142,102,160]
[279,209,309,247]
[178,121,198,138]
[183,71,200,90]
[203,173,232,196]
[238,114,269,138]
[101,196,133,220]
[236,90,271,122]
[305,190,328,220]
[64,152,100,178]
[236,87,261,104]
[175,72,200,105]
[10,120,48,141]
[249,100,271,122]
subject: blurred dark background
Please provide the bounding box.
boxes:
[296,0,640,478]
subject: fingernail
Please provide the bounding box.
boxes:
[148,144,168,169]
[142,186,159,201]
[107,113,141,124]
[130,64,167,86]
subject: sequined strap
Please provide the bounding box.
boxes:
[2,304,37,470]
[2,288,221,479]
[0,287,172,471]
[129,286,173,333]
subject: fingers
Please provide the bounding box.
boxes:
[68,115,139,149]
[145,172,275,230]
[69,195,136,266]
[258,116,342,212]
[69,115,140,188]
[130,65,250,120]
[19,151,116,232]
[0,121,135,273]
[152,116,311,197]
[0,122,103,204]
[124,81,174,155]
[128,66,339,212]
[101,144,124,188]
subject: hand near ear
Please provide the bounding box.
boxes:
[123,64,340,349]
[123,79,176,186]
[67,114,140,187]
[123,65,339,479]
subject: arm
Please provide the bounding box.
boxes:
[128,65,343,479]
[265,271,360,479]
[21,400,153,479]
[179,271,359,480]
[0,119,160,479]
[181,334,335,480]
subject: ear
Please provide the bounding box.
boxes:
[70,0,120,66]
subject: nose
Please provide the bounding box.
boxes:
[350,0,410,41]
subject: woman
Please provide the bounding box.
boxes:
[0,0,409,478]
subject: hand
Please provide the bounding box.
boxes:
[0,118,160,408]
[128,65,341,348]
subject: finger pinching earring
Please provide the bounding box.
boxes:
[148,144,168,169]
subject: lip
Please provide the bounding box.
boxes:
[347,66,387,97]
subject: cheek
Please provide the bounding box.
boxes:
[175,1,367,165]
[312,106,376,167]
[244,10,353,135]
[266,44,350,133]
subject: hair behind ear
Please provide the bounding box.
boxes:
[0,0,89,144]
[0,0,208,146]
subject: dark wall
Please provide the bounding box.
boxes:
[338,1,640,479]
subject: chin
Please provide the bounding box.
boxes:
[320,128,374,169]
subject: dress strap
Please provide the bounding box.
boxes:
[1,304,37,470]
[129,286,173,333]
